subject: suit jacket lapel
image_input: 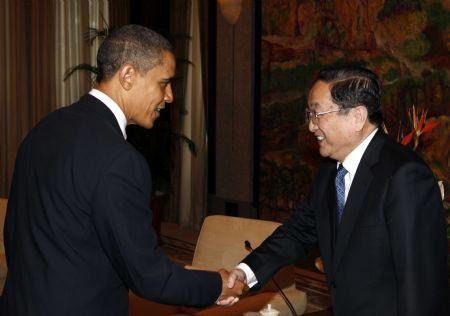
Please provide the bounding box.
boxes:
[332,162,373,274]
[331,130,386,276]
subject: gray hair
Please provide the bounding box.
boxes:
[316,66,383,126]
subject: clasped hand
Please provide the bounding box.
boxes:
[216,268,247,306]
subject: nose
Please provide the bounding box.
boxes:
[164,84,174,103]
[308,119,318,133]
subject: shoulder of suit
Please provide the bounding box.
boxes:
[376,133,429,174]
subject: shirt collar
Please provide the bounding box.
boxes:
[89,89,127,139]
[339,128,378,176]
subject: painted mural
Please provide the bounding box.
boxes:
[259,0,450,221]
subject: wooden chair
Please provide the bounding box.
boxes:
[129,215,307,315]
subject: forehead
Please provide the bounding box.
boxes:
[145,50,175,78]
[308,80,335,110]
[160,50,176,76]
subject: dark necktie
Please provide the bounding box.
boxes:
[335,165,348,224]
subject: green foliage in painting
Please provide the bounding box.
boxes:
[427,2,450,31]
[383,68,401,83]
[402,33,431,60]
[260,151,314,218]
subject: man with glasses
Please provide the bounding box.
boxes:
[221,66,448,315]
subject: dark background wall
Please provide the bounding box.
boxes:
[208,0,258,219]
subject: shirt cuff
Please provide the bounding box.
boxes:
[237,263,258,288]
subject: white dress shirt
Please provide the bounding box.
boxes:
[89,89,128,140]
[239,128,379,288]
[339,128,378,202]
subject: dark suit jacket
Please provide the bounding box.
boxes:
[1,95,221,316]
[243,130,448,316]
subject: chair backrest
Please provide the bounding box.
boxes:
[192,215,296,291]
[193,215,281,271]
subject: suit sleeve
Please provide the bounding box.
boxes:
[91,148,221,307]
[242,196,318,290]
[385,162,448,315]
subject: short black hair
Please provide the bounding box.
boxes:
[96,24,173,82]
[315,66,383,126]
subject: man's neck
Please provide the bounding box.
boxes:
[340,124,378,164]
[358,123,377,144]
[97,81,127,119]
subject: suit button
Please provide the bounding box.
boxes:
[330,281,336,288]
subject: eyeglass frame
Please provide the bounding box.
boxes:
[305,108,343,123]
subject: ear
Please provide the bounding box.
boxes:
[352,105,368,131]
[118,65,136,91]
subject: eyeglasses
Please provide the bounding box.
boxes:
[305,108,342,123]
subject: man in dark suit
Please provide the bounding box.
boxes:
[223,66,448,315]
[1,25,243,316]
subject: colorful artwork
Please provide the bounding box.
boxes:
[259,0,450,221]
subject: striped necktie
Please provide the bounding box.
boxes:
[335,164,348,224]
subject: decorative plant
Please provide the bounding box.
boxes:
[399,105,439,150]
[63,27,107,81]
[382,105,439,150]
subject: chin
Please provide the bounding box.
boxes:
[318,148,329,158]
[148,119,158,129]
[135,121,154,129]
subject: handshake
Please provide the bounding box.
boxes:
[216,268,248,306]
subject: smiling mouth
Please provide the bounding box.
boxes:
[155,103,166,113]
